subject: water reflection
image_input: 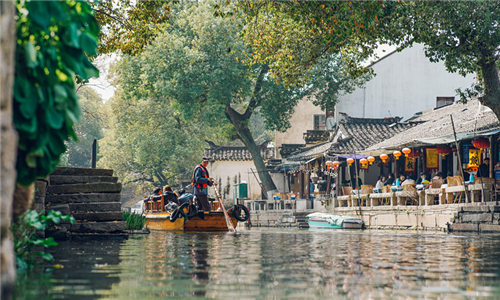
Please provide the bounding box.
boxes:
[14,229,500,299]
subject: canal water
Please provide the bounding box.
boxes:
[14,228,500,299]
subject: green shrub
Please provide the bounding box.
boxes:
[123,211,147,230]
[12,210,75,269]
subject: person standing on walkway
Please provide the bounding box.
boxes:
[192,157,216,212]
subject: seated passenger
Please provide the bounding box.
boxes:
[163,185,179,205]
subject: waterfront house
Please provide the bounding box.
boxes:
[203,141,276,201]
[275,44,476,163]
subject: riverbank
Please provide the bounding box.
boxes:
[243,200,500,233]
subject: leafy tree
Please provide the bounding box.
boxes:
[91,0,172,55]
[97,83,221,188]
[229,1,385,87]
[14,0,99,186]
[118,1,367,192]
[381,1,500,121]
[64,87,104,168]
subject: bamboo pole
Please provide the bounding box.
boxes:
[450,115,470,203]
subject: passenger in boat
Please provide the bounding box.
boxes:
[163,185,180,205]
[192,157,217,212]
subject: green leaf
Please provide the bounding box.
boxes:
[45,210,62,224]
[34,252,54,261]
[24,42,38,68]
[53,84,68,103]
[15,115,38,134]
[19,101,38,119]
[80,31,98,56]
[14,77,32,103]
[62,23,80,48]
[45,106,63,129]
[25,154,37,168]
[26,1,51,29]
[81,58,99,79]
[47,1,67,22]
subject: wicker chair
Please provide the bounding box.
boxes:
[425,179,444,205]
[445,176,466,203]
[396,184,418,205]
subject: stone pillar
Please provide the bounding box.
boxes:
[1,1,18,298]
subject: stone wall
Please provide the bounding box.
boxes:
[450,205,500,232]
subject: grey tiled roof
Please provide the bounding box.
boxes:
[366,99,500,151]
[286,113,417,161]
[328,113,418,154]
[204,141,275,161]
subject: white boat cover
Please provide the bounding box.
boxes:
[305,212,363,227]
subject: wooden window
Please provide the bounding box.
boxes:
[437,97,454,108]
[314,114,326,130]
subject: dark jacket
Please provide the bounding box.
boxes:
[478,163,489,178]
[384,177,395,186]
[192,164,213,195]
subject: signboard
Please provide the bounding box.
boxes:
[404,157,415,172]
[425,148,439,169]
[467,149,481,170]
[462,143,470,164]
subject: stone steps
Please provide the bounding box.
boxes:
[47,183,122,195]
[50,175,118,185]
[51,167,113,177]
[44,167,127,240]
[72,212,123,222]
[69,202,122,212]
[46,193,121,204]
[69,221,127,233]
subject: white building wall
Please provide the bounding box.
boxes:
[207,160,264,201]
[335,44,476,121]
[275,98,324,158]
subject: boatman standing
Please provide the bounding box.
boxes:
[192,157,216,213]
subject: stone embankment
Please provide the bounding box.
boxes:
[38,167,127,240]
[450,205,500,232]
[246,200,500,233]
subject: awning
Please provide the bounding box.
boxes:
[414,128,500,145]
[362,127,500,154]
[336,154,368,159]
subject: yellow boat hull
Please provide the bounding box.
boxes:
[145,211,238,231]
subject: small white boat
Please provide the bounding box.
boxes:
[305,213,364,229]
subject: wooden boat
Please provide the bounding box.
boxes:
[145,210,239,231]
[143,194,247,231]
[305,212,364,229]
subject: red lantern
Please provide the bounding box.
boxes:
[380,154,389,163]
[436,145,452,156]
[346,158,354,166]
[332,161,340,169]
[408,151,422,158]
[326,161,333,170]
[402,148,411,157]
[472,138,490,149]
[367,156,375,165]
[393,150,402,160]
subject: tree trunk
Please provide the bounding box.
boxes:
[1,1,18,298]
[225,105,277,194]
[479,60,500,120]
